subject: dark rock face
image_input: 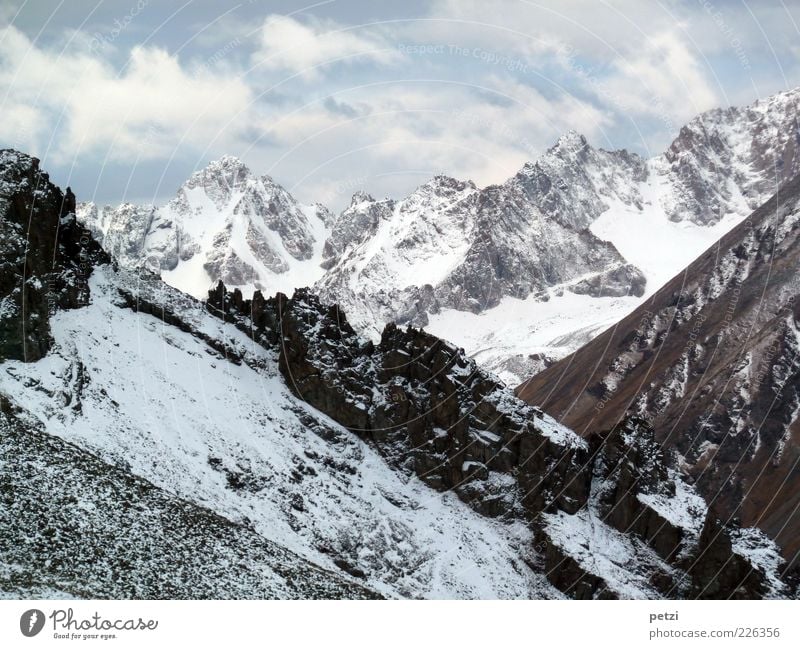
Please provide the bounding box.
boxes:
[0,150,106,362]
[688,515,772,599]
[544,418,789,599]
[517,174,800,570]
[208,282,786,598]
[541,540,617,600]
[591,419,684,562]
[209,283,593,520]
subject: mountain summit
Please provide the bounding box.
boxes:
[77,156,333,299]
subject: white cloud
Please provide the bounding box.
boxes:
[0,25,253,163]
[596,30,718,132]
[245,77,612,209]
[1,1,797,209]
[420,0,725,151]
[253,15,400,79]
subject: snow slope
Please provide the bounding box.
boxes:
[0,408,376,599]
[0,266,558,599]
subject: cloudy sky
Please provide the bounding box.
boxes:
[1,0,799,210]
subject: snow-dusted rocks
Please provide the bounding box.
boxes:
[0,149,106,363]
[539,418,788,599]
[209,279,787,598]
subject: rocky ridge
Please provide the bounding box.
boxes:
[206,280,795,598]
[0,149,107,362]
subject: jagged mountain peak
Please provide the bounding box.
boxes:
[180,155,299,199]
[550,128,589,152]
[417,173,476,192]
[658,86,800,225]
[348,189,377,206]
[194,153,251,178]
[402,174,478,210]
[76,156,333,300]
[179,155,253,208]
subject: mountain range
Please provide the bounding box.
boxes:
[77,87,800,384]
[2,85,800,600]
[3,147,796,598]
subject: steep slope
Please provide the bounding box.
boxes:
[77,155,332,300]
[517,173,800,568]
[0,401,377,600]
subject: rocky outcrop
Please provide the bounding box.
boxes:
[591,419,687,562]
[688,515,776,599]
[0,150,106,362]
[207,281,787,598]
[209,282,593,520]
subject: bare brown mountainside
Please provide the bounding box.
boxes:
[517,174,800,567]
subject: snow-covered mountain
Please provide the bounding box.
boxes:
[3,149,792,599]
[315,159,645,336]
[358,88,799,382]
[77,88,800,385]
[77,155,333,300]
